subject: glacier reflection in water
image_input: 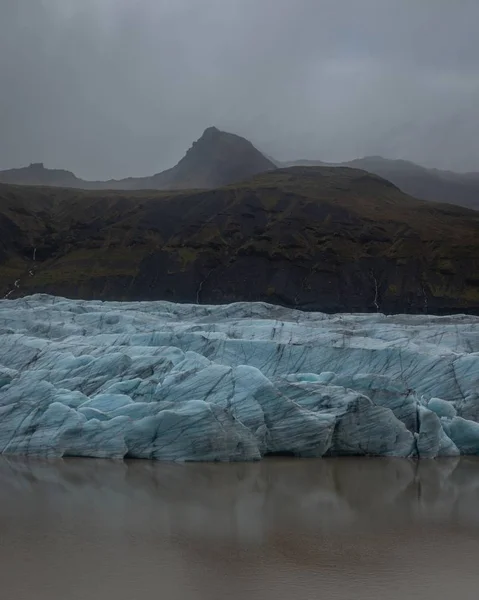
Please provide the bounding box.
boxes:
[1,457,479,599]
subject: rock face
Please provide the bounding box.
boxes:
[0,295,478,460]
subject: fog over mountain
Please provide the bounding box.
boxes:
[1,0,478,179]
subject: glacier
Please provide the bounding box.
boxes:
[0,294,478,461]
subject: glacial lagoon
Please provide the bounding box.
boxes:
[1,457,479,599]
[2,297,479,598]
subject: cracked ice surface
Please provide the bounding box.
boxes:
[0,295,479,461]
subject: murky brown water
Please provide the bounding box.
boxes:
[1,457,479,599]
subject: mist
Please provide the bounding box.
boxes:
[1,0,478,179]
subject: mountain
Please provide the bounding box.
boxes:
[280,156,479,210]
[133,126,277,189]
[3,131,478,211]
[0,128,276,191]
[1,167,478,314]
[0,163,83,188]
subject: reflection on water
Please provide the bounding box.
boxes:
[1,457,479,599]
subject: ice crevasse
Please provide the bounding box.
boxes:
[0,295,478,461]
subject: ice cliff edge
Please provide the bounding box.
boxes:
[0,295,478,460]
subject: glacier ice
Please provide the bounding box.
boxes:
[0,294,478,461]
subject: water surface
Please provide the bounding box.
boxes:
[1,457,478,599]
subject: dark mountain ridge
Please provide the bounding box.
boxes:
[0,163,81,188]
[280,156,479,210]
[1,129,477,210]
[0,128,276,191]
[1,166,478,314]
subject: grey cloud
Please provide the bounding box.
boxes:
[1,0,478,179]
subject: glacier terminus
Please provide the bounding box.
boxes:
[0,295,478,461]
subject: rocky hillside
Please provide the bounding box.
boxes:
[281,156,479,211]
[1,166,478,313]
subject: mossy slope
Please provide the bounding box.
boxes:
[1,166,478,313]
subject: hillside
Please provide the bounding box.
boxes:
[0,128,276,191]
[280,157,479,210]
[1,167,478,313]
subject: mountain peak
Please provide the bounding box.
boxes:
[189,126,226,151]
[201,126,221,137]
[151,127,276,189]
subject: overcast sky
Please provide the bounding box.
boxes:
[1,0,478,179]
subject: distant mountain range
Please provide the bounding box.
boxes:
[0,163,81,188]
[0,127,478,210]
[0,127,275,192]
[278,157,479,211]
